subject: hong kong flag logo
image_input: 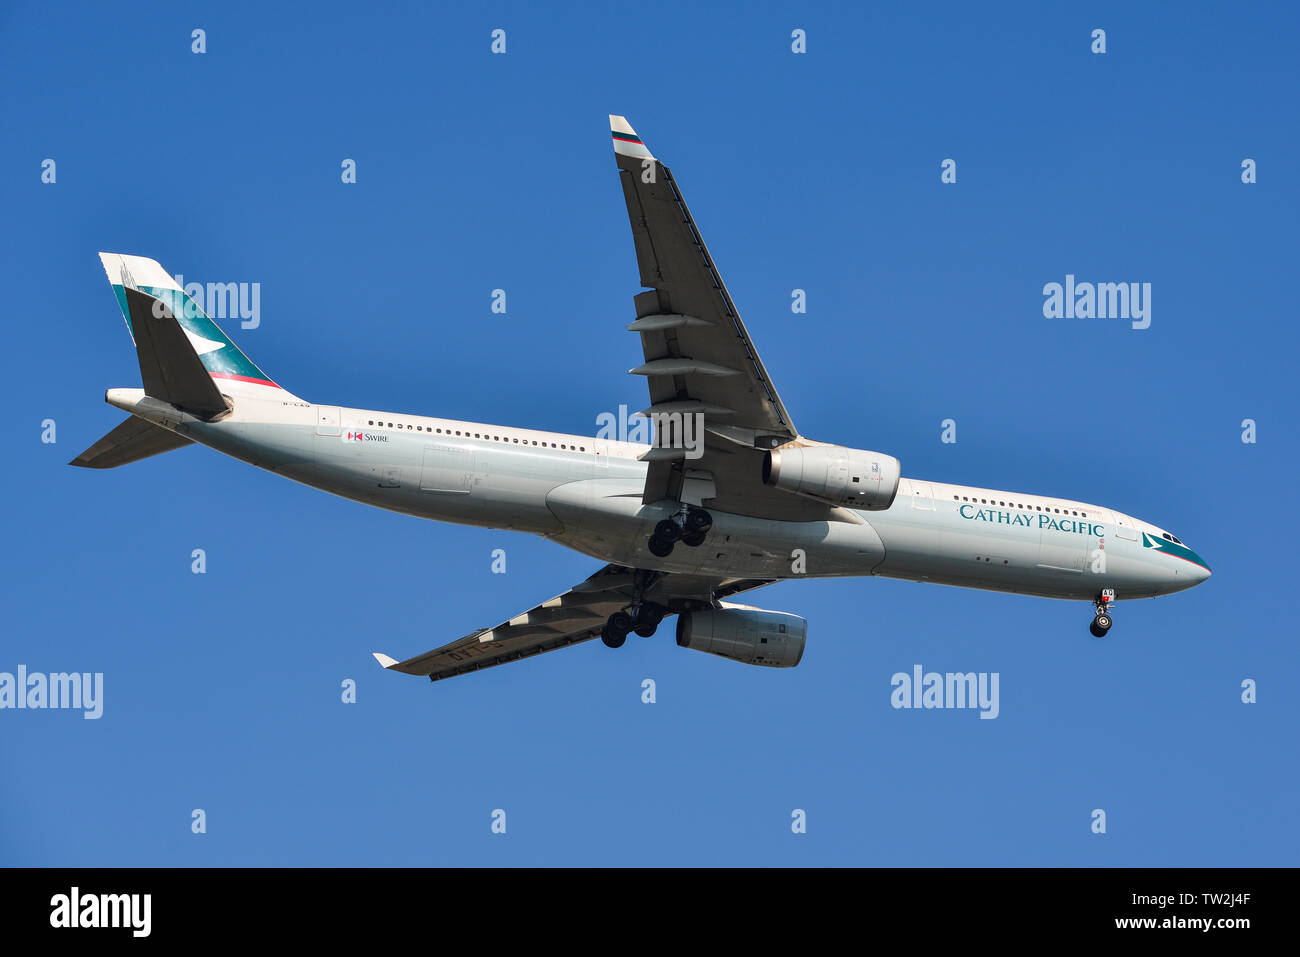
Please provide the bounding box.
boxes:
[344,431,364,442]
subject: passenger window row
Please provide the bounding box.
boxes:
[952,493,1089,519]
[363,419,585,453]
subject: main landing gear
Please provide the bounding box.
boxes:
[647,507,712,558]
[1089,589,1116,638]
[600,602,666,648]
[600,568,668,648]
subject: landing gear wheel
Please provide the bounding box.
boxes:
[654,519,682,543]
[684,509,713,534]
[647,535,674,558]
[635,603,664,627]
[680,530,706,548]
[602,609,632,648]
[634,624,657,638]
[1088,589,1116,637]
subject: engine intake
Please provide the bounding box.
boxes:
[763,445,901,510]
[675,607,807,668]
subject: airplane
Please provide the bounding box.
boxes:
[72,115,1211,683]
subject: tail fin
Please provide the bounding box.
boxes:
[98,253,290,397]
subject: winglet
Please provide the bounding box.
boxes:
[609,114,654,160]
[372,652,400,669]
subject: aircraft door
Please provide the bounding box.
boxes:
[315,405,341,436]
[420,446,472,493]
[909,480,935,510]
[1037,512,1087,573]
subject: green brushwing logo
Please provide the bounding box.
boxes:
[1142,532,1210,572]
[112,282,276,387]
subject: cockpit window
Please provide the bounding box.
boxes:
[1163,532,1185,545]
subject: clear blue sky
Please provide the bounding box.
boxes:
[2,1,1296,866]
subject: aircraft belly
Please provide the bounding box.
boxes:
[545,478,885,578]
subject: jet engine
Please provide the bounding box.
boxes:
[762,444,901,510]
[675,606,807,668]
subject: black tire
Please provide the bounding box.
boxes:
[634,624,657,638]
[609,611,634,635]
[1095,613,1112,631]
[684,509,712,534]
[1089,619,1107,638]
[680,530,706,547]
[601,626,626,649]
[654,519,682,542]
[648,535,674,558]
[636,603,665,627]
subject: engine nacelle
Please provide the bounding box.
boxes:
[762,444,901,510]
[675,607,807,668]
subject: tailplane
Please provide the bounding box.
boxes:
[70,415,192,469]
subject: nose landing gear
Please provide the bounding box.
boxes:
[646,507,712,558]
[1089,589,1116,637]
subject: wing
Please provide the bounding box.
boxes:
[609,115,836,522]
[373,564,775,683]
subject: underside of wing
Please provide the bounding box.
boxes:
[373,564,775,683]
[609,116,842,523]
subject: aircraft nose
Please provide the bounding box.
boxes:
[1178,547,1212,589]
[1155,537,1211,593]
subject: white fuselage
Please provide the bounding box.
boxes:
[106,387,1210,603]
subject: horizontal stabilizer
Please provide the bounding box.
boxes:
[70,415,192,469]
[125,287,230,419]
